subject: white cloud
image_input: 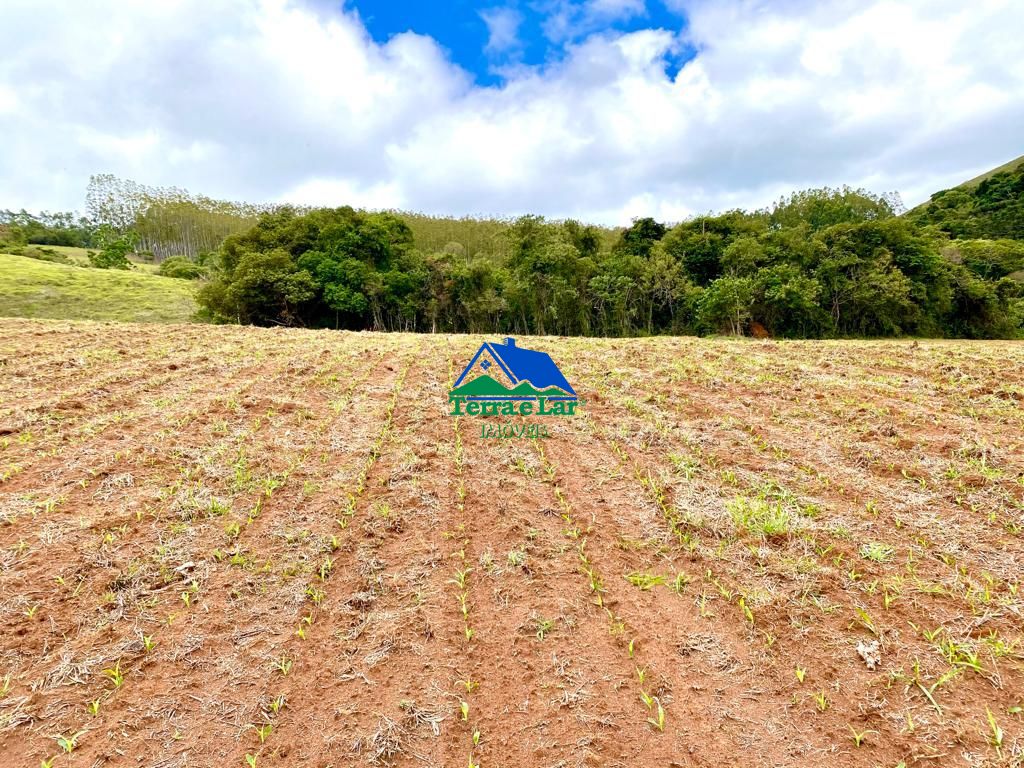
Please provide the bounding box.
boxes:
[542,0,649,43]
[0,0,1021,224]
[280,176,405,210]
[586,0,647,22]
[480,6,523,55]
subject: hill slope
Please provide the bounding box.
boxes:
[909,153,1024,239]
[0,252,197,323]
[958,153,1024,188]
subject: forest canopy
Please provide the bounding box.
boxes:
[195,185,1023,339]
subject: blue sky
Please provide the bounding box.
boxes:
[1,0,1022,223]
[353,0,690,85]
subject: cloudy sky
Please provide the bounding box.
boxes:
[0,0,1021,224]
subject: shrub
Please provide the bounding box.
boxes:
[158,255,207,280]
[23,246,73,265]
[1,245,74,264]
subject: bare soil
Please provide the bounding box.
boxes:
[1,319,1022,768]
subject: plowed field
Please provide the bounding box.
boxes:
[1,319,1022,767]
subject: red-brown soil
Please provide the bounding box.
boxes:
[0,319,1022,768]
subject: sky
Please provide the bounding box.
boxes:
[0,0,1021,225]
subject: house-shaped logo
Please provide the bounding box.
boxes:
[449,337,579,417]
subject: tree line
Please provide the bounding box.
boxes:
[85,174,272,260]
[0,209,96,247]
[3,169,1022,338]
[197,186,1023,338]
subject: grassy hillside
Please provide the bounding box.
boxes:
[958,153,1024,188]
[0,252,197,323]
[11,244,162,273]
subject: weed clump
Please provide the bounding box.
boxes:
[728,497,793,539]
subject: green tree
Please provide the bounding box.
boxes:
[698,276,755,335]
[771,187,900,232]
[752,264,824,337]
[89,225,136,270]
[200,248,316,325]
[721,236,766,276]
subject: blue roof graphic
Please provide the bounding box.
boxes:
[453,337,577,398]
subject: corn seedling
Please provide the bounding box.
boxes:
[813,691,829,712]
[738,596,754,625]
[883,588,898,609]
[209,498,230,517]
[916,624,943,644]
[707,572,733,600]
[671,572,690,594]
[535,617,555,640]
[897,658,950,715]
[852,607,879,636]
[245,754,258,768]
[269,694,286,714]
[88,698,101,716]
[848,726,877,747]
[460,700,469,720]
[272,657,292,676]
[941,639,984,674]
[319,556,333,581]
[450,568,471,589]
[142,634,156,652]
[795,667,806,683]
[57,730,86,754]
[41,758,56,768]
[626,571,665,590]
[647,697,666,732]
[254,723,272,744]
[860,542,894,563]
[698,592,712,618]
[985,707,1004,755]
[102,660,124,689]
